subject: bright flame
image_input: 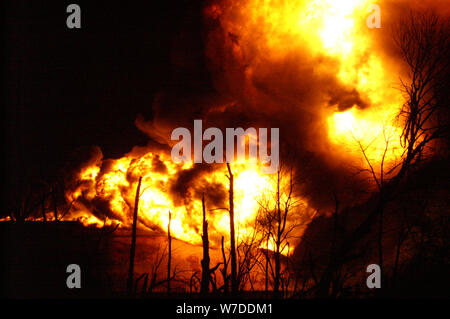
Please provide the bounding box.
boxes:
[61,0,409,251]
[218,0,405,170]
[66,152,280,246]
[328,108,403,165]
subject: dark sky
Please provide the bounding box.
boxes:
[3,0,206,186]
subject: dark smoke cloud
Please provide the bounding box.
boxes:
[71,0,450,220]
[151,155,168,174]
[65,146,103,180]
[169,163,227,209]
[135,0,449,212]
[329,88,369,111]
[135,0,378,211]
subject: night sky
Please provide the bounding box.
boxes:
[3,0,207,189]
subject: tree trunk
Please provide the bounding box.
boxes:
[274,239,281,294]
[221,235,229,293]
[227,163,237,293]
[167,210,172,293]
[200,194,210,294]
[274,170,281,294]
[265,233,269,293]
[127,176,142,296]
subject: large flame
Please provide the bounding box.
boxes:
[67,151,280,245]
[62,0,408,249]
[209,0,404,169]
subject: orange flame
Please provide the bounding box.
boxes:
[64,0,409,250]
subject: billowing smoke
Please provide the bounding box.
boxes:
[66,0,450,239]
[134,0,450,210]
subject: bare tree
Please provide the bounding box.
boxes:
[260,209,275,294]
[8,179,48,222]
[220,235,230,292]
[167,210,172,293]
[353,126,393,281]
[257,163,304,296]
[199,195,221,294]
[236,217,264,291]
[127,176,142,296]
[226,163,238,293]
[200,194,211,293]
[142,243,176,294]
[359,10,449,288]
[393,11,450,178]
[315,11,449,297]
[48,179,76,222]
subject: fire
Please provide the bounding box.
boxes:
[63,0,409,249]
[314,0,404,169]
[328,107,403,166]
[67,151,277,245]
[206,0,406,173]
[301,0,404,168]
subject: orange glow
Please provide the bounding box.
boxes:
[210,0,406,174]
[62,0,408,251]
[66,152,282,246]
